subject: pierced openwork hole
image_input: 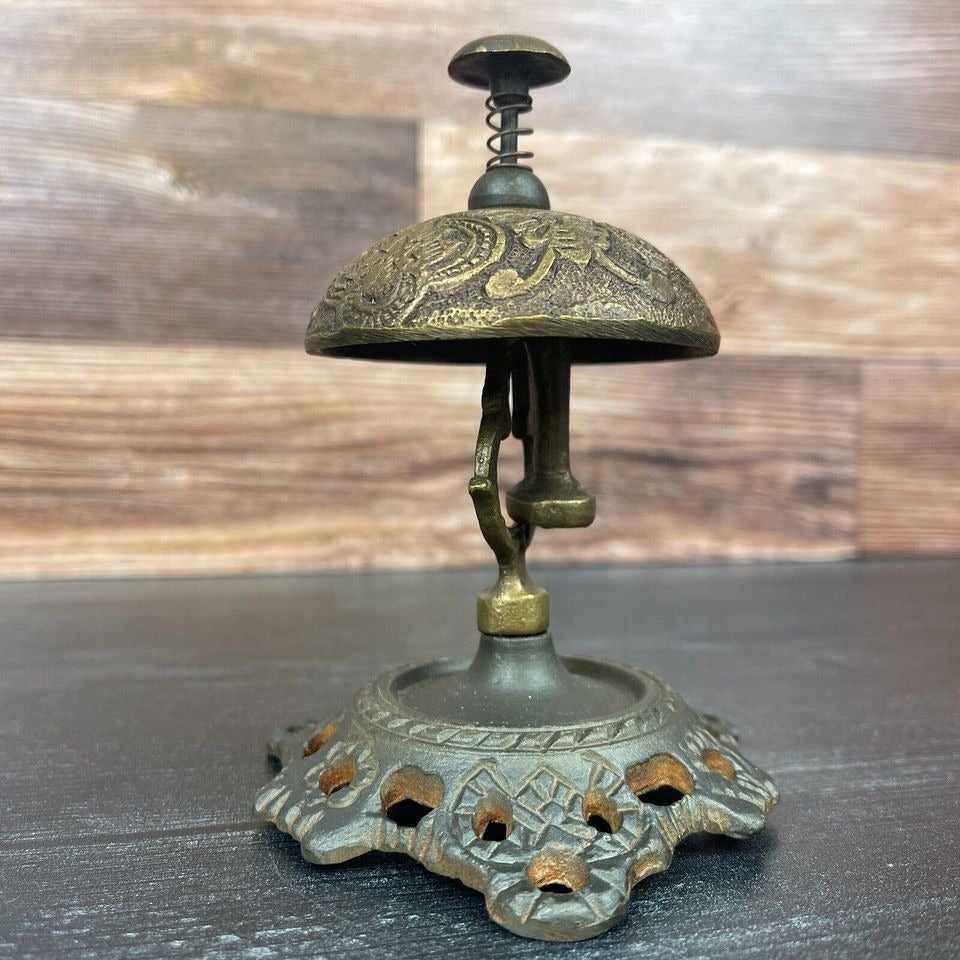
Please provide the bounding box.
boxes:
[303,722,337,757]
[527,849,590,895]
[472,790,513,842]
[381,766,444,829]
[318,756,356,795]
[583,789,621,834]
[626,754,695,806]
[702,748,737,780]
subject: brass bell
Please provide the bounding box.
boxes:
[257,34,776,943]
[306,37,718,636]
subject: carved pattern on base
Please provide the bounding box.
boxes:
[254,664,778,942]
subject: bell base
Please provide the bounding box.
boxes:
[254,655,778,942]
[396,632,645,726]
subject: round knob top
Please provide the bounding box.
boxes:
[448,34,570,90]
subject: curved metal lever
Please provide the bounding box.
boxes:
[469,350,548,636]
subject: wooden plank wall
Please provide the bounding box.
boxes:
[0,2,957,578]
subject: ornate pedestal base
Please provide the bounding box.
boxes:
[254,635,778,941]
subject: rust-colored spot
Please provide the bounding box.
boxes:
[626,754,695,805]
[527,849,590,894]
[583,789,622,834]
[472,790,513,841]
[303,722,337,757]
[702,748,737,780]
[381,766,444,828]
[318,755,356,795]
[629,853,667,887]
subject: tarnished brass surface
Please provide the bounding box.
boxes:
[306,208,718,363]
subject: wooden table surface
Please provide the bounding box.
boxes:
[1,558,958,958]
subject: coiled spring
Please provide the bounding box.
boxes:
[485,92,534,169]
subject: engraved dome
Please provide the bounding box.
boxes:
[306,208,719,363]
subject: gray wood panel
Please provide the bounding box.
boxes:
[1,560,958,956]
[3,2,960,159]
[0,97,415,344]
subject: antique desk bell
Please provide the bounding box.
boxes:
[255,35,778,941]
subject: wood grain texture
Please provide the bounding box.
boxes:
[423,125,960,360]
[1,560,959,956]
[0,3,955,575]
[860,362,960,555]
[0,96,415,344]
[0,340,857,577]
[2,1,960,159]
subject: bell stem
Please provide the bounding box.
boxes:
[506,340,596,529]
[527,339,573,478]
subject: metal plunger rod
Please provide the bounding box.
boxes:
[506,342,596,530]
[527,340,573,478]
[487,68,527,166]
[450,37,554,208]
